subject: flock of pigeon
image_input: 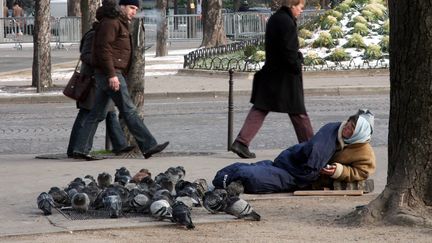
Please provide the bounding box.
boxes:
[36,166,261,229]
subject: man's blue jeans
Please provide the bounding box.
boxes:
[73,72,157,154]
[67,109,127,156]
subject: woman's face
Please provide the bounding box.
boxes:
[291,2,305,18]
[342,120,356,139]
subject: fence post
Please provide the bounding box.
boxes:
[228,68,234,151]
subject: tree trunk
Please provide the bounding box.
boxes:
[342,1,432,227]
[233,0,241,12]
[32,0,52,90]
[200,0,227,47]
[68,0,81,17]
[270,0,281,11]
[156,0,168,57]
[122,18,146,147]
[80,0,100,34]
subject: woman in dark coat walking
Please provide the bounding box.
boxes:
[231,0,313,159]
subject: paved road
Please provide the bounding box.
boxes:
[0,94,389,155]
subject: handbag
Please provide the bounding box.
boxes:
[63,60,93,101]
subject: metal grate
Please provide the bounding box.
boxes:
[56,207,146,221]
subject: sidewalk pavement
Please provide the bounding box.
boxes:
[0,47,390,104]
[0,146,388,237]
[0,47,390,237]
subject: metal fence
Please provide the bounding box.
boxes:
[0,10,322,48]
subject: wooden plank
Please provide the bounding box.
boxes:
[293,190,363,196]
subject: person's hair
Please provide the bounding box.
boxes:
[281,0,305,7]
[347,114,359,125]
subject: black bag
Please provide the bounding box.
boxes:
[63,60,92,101]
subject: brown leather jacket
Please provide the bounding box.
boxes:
[92,15,132,78]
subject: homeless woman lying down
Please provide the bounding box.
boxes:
[213,109,376,193]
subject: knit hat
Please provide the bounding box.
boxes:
[344,116,373,144]
[118,0,140,8]
[357,109,374,134]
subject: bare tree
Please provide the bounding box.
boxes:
[32,0,52,91]
[201,0,227,47]
[270,0,281,11]
[122,18,146,146]
[345,1,432,227]
[156,0,168,57]
[67,0,81,16]
[80,0,100,34]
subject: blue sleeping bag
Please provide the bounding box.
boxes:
[213,122,341,193]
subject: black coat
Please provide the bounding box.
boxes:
[250,6,306,113]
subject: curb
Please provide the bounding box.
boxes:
[0,86,389,104]
[178,68,390,79]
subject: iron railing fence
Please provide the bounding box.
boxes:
[0,10,322,47]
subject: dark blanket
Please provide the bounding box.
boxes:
[213,122,341,193]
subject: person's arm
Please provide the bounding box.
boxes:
[80,31,94,65]
[95,19,118,79]
[279,17,302,74]
[328,144,376,182]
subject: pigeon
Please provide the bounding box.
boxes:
[131,168,151,183]
[172,201,195,229]
[103,194,122,218]
[193,178,209,198]
[81,181,102,206]
[97,172,113,189]
[114,167,132,186]
[93,185,122,210]
[71,192,90,213]
[226,180,244,196]
[164,166,186,185]
[175,180,201,206]
[150,199,173,220]
[203,189,228,214]
[83,175,96,186]
[224,196,261,221]
[129,190,152,213]
[175,196,196,209]
[153,189,174,205]
[155,173,174,193]
[48,187,69,207]
[66,180,85,193]
[125,182,139,191]
[37,192,55,215]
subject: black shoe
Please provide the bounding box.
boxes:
[231,141,256,159]
[143,141,169,159]
[113,145,136,156]
[72,152,102,161]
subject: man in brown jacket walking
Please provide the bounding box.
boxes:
[72,0,169,160]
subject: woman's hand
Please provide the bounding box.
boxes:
[320,164,336,176]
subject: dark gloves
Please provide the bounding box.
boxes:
[297,51,304,64]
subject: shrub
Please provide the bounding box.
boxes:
[321,15,339,30]
[379,35,389,53]
[304,51,325,66]
[364,3,386,20]
[361,10,376,22]
[379,19,389,35]
[327,48,351,62]
[299,29,313,39]
[252,50,266,62]
[312,32,335,48]
[344,33,367,49]
[329,26,344,39]
[353,15,368,25]
[327,10,343,20]
[352,0,370,5]
[244,45,257,58]
[299,37,307,48]
[364,44,383,60]
[335,2,350,13]
[353,22,369,36]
